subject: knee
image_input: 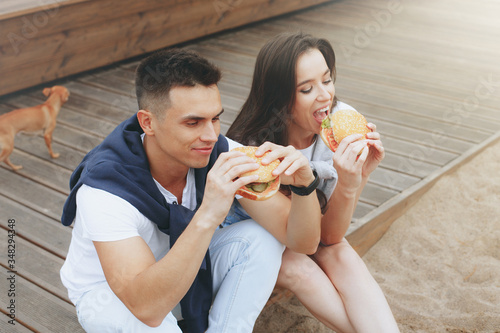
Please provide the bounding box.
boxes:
[277,251,317,291]
[245,218,283,243]
[76,284,123,330]
[229,220,285,267]
[316,240,367,275]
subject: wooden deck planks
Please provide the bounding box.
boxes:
[0,167,66,221]
[0,0,499,330]
[0,312,33,332]
[1,196,71,257]
[0,229,68,302]
[0,269,84,333]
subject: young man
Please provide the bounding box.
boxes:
[60,49,321,332]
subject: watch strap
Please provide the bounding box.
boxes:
[289,170,319,196]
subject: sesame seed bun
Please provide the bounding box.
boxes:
[320,109,370,152]
[231,146,281,201]
[232,146,280,183]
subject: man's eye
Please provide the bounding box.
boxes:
[187,121,198,126]
[212,116,220,122]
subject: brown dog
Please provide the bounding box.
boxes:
[0,85,70,170]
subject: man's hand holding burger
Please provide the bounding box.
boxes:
[198,149,264,230]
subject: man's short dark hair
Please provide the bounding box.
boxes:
[135,48,221,118]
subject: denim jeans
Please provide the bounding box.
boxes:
[75,219,284,332]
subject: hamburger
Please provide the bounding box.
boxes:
[320,109,370,152]
[232,146,281,201]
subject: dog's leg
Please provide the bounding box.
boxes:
[0,146,23,170]
[5,157,23,171]
[43,127,60,159]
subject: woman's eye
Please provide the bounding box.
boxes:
[323,79,332,84]
[300,87,313,94]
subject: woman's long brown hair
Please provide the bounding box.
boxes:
[226,32,337,213]
[226,32,337,147]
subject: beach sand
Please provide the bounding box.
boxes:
[254,139,500,332]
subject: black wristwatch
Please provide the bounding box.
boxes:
[289,170,319,196]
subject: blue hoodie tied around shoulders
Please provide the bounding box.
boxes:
[61,114,228,333]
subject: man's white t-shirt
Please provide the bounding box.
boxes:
[60,137,242,306]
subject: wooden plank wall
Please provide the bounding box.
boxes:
[0,0,331,96]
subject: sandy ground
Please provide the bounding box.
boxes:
[254,139,500,333]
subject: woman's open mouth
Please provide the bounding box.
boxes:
[313,105,330,124]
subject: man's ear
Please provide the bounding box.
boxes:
[137,109,155,135]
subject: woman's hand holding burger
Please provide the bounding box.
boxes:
[333,133,369,195]
[204,141,317,223]
[362,123,385,178]
[321,109,385,195]
[255,142,316,188]
[227,142,316,201]
[332,125,384,196]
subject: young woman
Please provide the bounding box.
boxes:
[226,32,400,333]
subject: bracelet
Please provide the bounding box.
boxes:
[289,170,319,196]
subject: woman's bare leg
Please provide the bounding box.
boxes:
[276,248,356,333]
[314,239,400,333]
